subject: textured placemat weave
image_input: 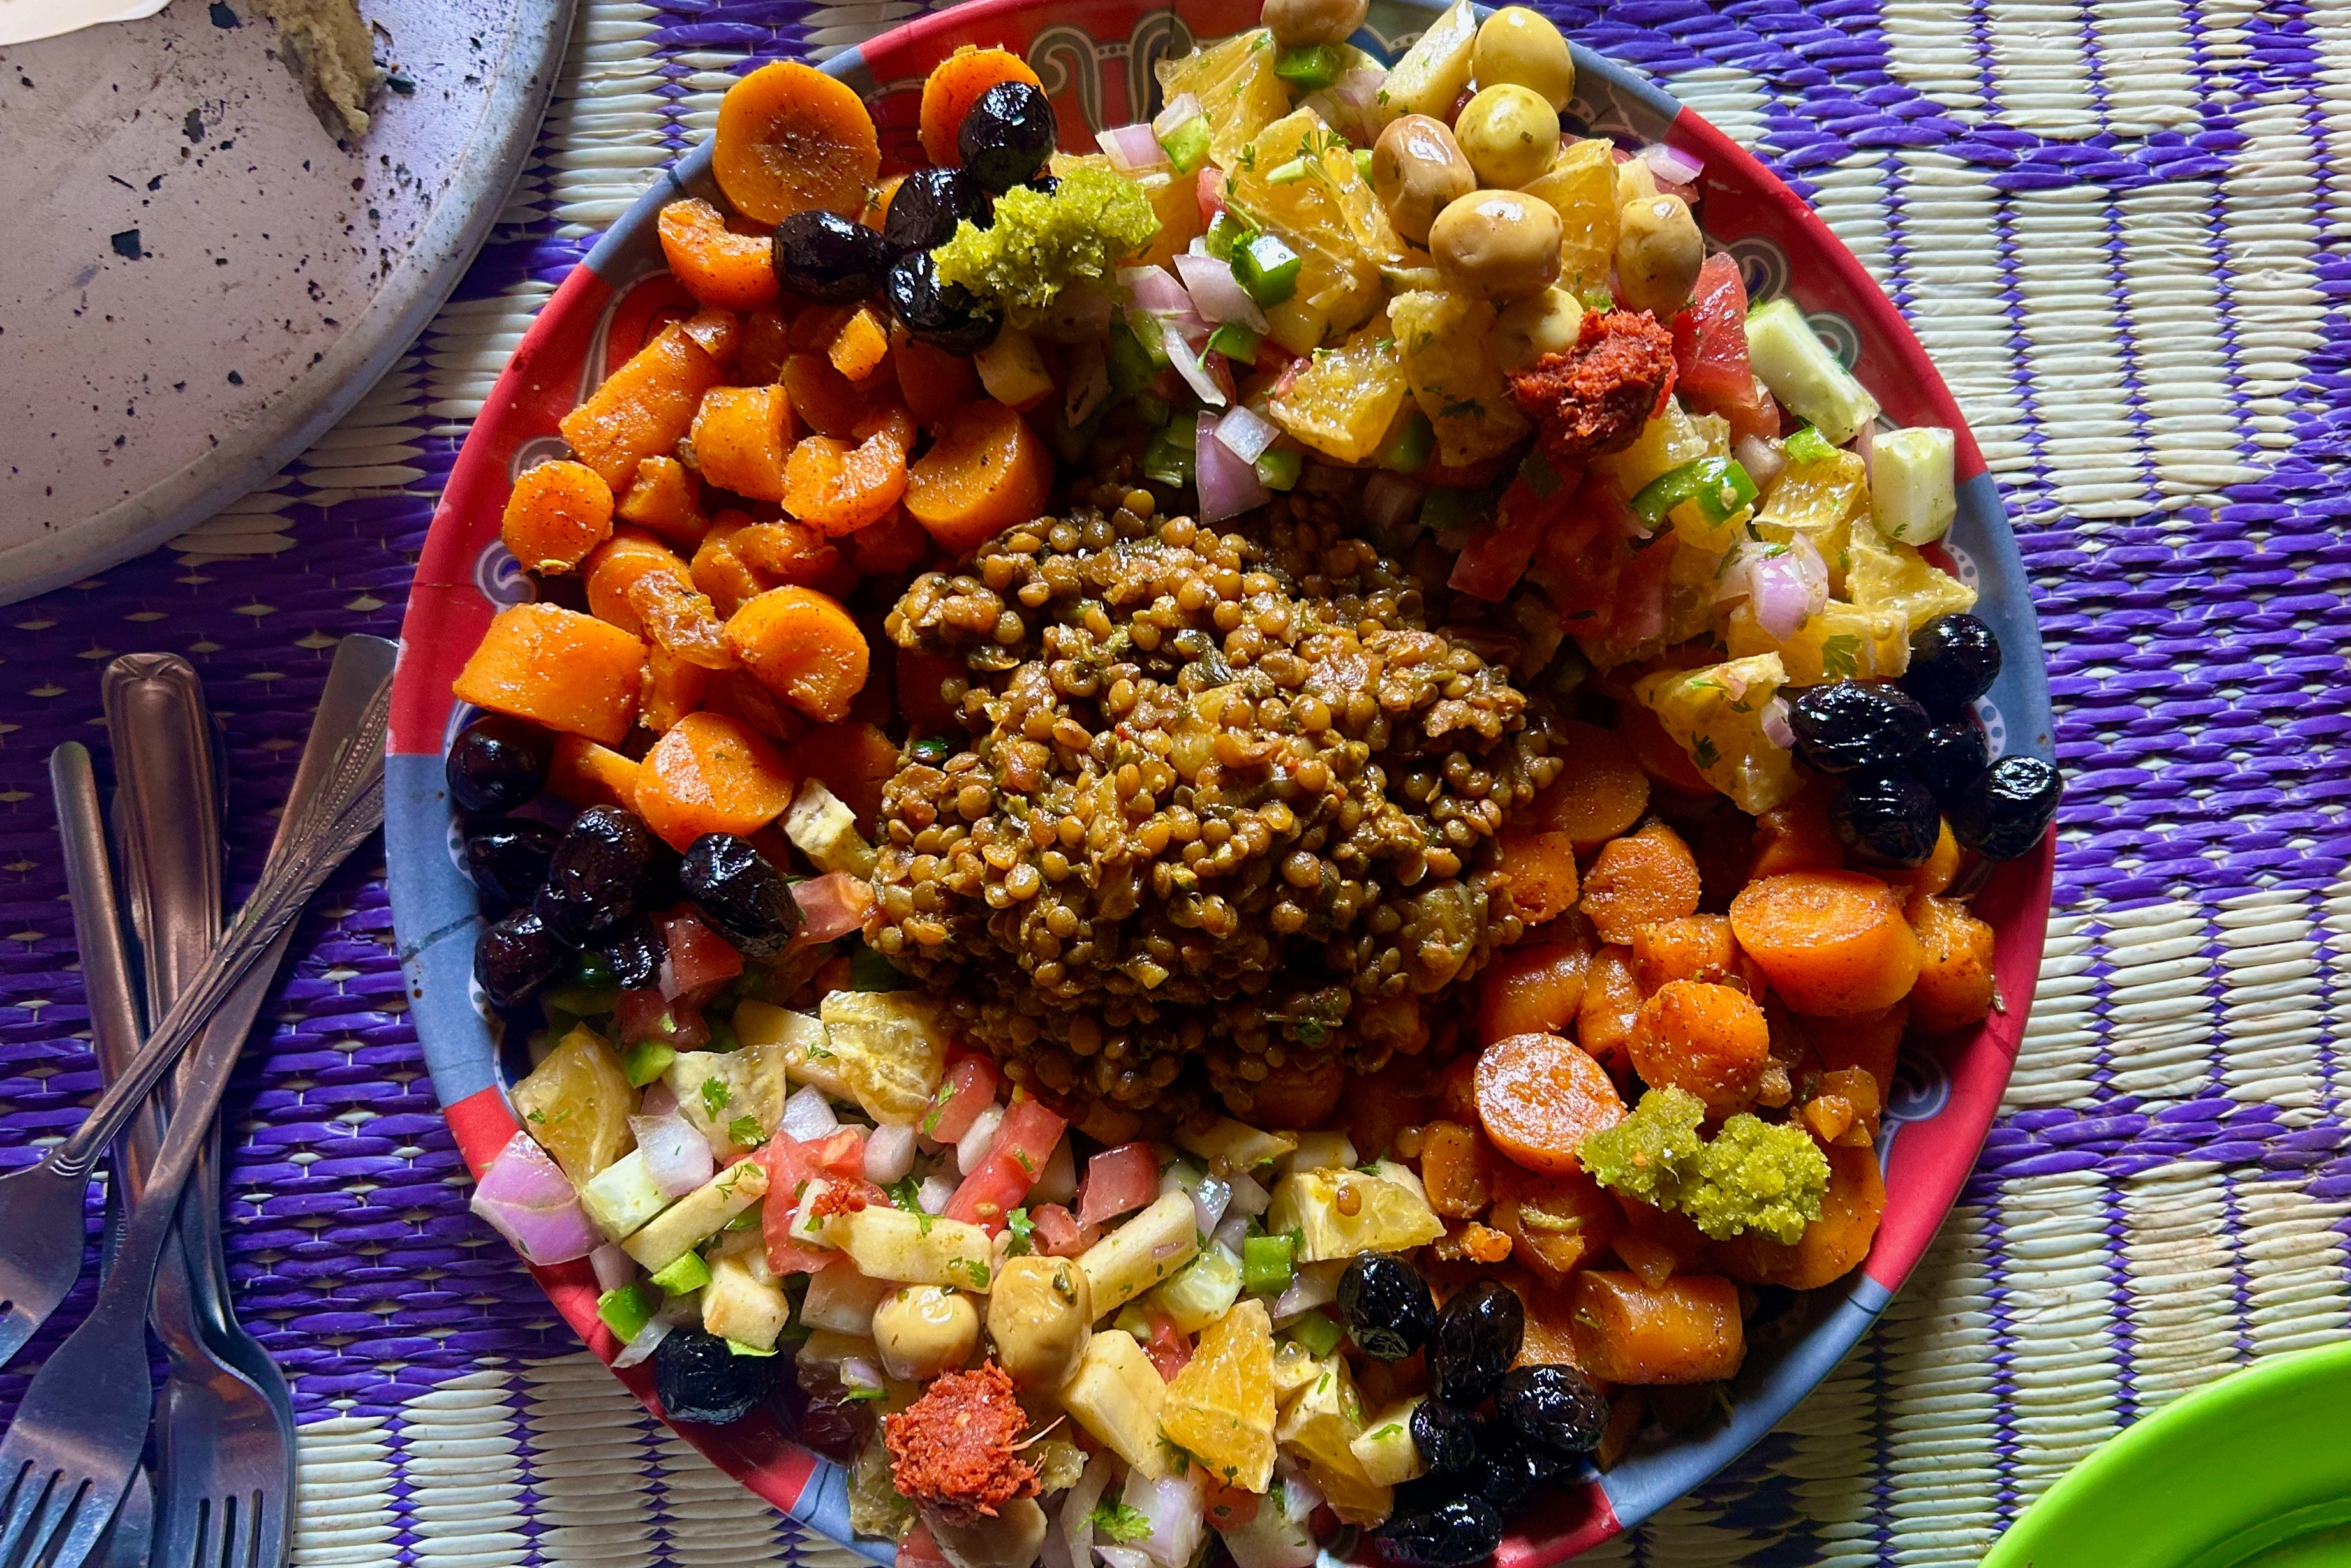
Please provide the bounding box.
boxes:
[1,0,2345,1563]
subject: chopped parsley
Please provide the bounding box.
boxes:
[1005,1208,1035,1257]
[727,1116,766,1149]
[1820,633,1863,681]
[1089,1502,1152,1545]
[700,1077,731,1119]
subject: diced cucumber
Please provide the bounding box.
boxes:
[1160,115,1212,176]
[1207,321,1263,363]
[1255,447,1303,491]
[621,1040,675,1088]
[1744,298,1880,445]
[1868,425,1958,545]
[1153,1243,1245,1334]
[1274,44,1344,90]
[1286,1308,1342,1357]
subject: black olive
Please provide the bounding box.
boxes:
[1410,1398,1481,1477]
[1913,718,1991,804]
[1788,681,1932,776]
[1339,1254,1437,1360]
[1468,1418,1550,1514]
[883,166,991,253]
[1026,173,1060,198]
[1371,1496,1506,1568]
[1828,769,1942,868]
[475,908,571,1010]
[1900,612,2003,719]
[680,833,802,957]
[886,252,1000,355]
[1429,1280,1522,1407]
[771,209,897,305]
[1950,754,2062,861]
[534,806,660,943]
[595,914,665,991]
[653,1327,777,1424]
[1496,1365,1609,1458]
[446,714,552,815]
[463,818,561,913]
[957,81,1057,193]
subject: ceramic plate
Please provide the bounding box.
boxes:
[387,2,2058,1558]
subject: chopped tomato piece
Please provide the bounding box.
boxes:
[660,909,744,1000]
[1668,253,1753,406]
[943,1092,1067,1232]
[924,1057,1000,1144]
[1076,1140,1162,1229]
[792,871,875,943]
[1028,1202,1098,1257]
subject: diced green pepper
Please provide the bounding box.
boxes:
[1203,211,1251,262]
[850,945,909,991]
[1254,447,1303,491]
[1631,456,1759,529]
[1206,322,1263,362]
[1275,43,1344,89]
[1131,390,1171,429]
[1242,1232,1297,1294]
[1377,408,1434,474]
[1286,1308,1343,1357]
[570,950,616,989]
[1231,232,1302,308]
[1143,429,1194,488]
[597,1282,660,1342]
[910,735,955,764]
[726,1338,779,1357]
[1159,115,1212,176]
[1354,148,1375,182]
[621,1040,676,1088]
[1108,317,1161,393]
[1264,156,1313,185]
[540,985,619,1018]
[1782,425,1835,465]
[649,1252,713,1294]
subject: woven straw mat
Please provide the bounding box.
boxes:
[0,0,2345,1562]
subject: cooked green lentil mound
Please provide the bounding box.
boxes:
[868,478,1565,1114]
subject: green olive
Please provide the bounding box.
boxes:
[1430,189,1562,303]
[1452,83,1560,191]
[1472,7,1576,112]
[1615,193,1705,318]
[1372,114,1477,246]
[871,1284,979,1381]
[1494,287,1587,372]
[1263,0,1367,48]
[985,1255,1093,1387]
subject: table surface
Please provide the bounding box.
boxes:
[1,0,2347,1564]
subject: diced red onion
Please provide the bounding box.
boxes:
[1148,316,1224,407]
[1272,1259,1346,1323]
[1272,1461,1323,1525]
[1196,411,1269,522]
[630,1111,715,1199]
[1761,695,1795,751]
[656,952,681,1001]
[1040,1521,1077,1568]
[1189,1174,1232,1235]
[1756,535,1830,640]
[470,1131,600,1266]
[1121,1468,1208,1568]
[590,1242,636,1294]
[838,1355,886,1396]
[1642,142,1705,185]
[1173,253,1270,331]
[1033,1136,1078,1206]
[1121,265,1194,319]
[791,872,872,943]
[1212,1213,1252,1257]
[1065,341,1113,429]
[1363,471,1424,531]
[917,1172,959,1215]
[1097,121,1170,172]
[1851,417,1876,466]
[611,1315,672,1368]
[1152,1238,1188,1262]
[956,1104,1005,1176]
[1735,433,1785,492]
[639,1079,678,1118]
[1215,405,1280,464]
[653,1291,703,1327]
[1062,1454,1115,1568]
[864,1122,917,1185]
[1226,1170,1271,1218]
[779,1085,838,1144]
[1152,92,1203,140]
[1330,65,1385,111]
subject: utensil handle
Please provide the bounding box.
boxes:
[52,688,390,1180]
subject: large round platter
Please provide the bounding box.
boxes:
[387,1,2058,1558]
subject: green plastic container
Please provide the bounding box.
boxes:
[1983,1343,2351,1568]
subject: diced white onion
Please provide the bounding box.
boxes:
[1120,1467,1208,1568]
[1215,404,1280,464]
[958,1105,1005,1176]
[1190,1174,1231,1235]
[1363,471,1423,531]
[1061,1453,1115,1568]
[1640,142,1705,184]
[1735,433,1785,493]
[864,1122,917,1185]
[1173,252,1270,332]
[918,1173,960,1215]
[611,1315,672,1368]
[1152,92,1203,140]
[1033,1136,1079,1206]
[779,1084,839,1143]
[1226,1171,1271,1218]
[1097,121,1171,172]
[629,1113,714,1200]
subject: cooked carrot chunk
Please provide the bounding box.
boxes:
[452,604,644,746]
[632,710,799,850]
[614,455,708,547]
[1497,828,1579,926]
[1532,720,1650,852]
[1579,819,1703,945]
[1568,1271,1745,1384]
[1480,938,1592,1042]
[691,383,797,501]
[657,196,783,310]
[712,60,879,226]
[559,322,725,491]
[501,459,614,573]
[1628,980,1770,1117]
[1906,894,1996,1033]
[1730,870,1923,1017]
[1474,1032,1626,1176]
[723,584,870,723]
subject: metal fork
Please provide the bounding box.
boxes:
[0,647,390,1376]
[0,656,389,1568]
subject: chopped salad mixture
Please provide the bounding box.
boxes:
[448,4,2063,1566]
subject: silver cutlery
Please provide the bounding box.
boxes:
[0,639,392,1568]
